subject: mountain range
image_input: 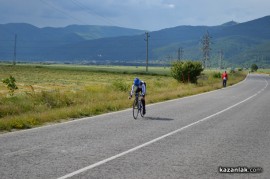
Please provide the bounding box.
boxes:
[0,16,270,67]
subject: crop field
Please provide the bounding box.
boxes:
[257,68,270,75]
[0,63,246,132]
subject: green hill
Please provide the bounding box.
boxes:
[0,16,270,67]
[0,23,145,60]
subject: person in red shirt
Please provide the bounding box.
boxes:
[222,71,228,87]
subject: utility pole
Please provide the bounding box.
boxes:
[145,32,150,72]
[13,34,17,66]
[167,55,172,65]
[219,50,223,69]
[178,47,183,61]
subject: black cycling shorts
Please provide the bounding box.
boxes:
[135,87,145,97]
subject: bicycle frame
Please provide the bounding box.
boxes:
[132,93,144,119]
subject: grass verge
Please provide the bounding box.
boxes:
[0,64,247,132]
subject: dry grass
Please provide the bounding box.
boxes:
[0,64,247,132]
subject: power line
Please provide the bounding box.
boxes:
[70,0,122,27]
[39,0,86,24]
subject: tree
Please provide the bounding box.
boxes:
[251,64,258,72]
[171,61,203,83]
[2,75,18,96]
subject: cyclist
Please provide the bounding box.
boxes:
[222,71,228,87]
[129,77,146,115]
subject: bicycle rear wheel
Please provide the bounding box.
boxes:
[133,99,139,119]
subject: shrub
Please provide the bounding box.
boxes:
[213,72,221,78]
[2,75,18,96]
[171,61,203,83]
[251,64,258,72]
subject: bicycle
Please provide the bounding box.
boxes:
[132,93,144,119]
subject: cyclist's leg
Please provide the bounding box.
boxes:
[137,88,146,114]
[134,88,140,104]
[141,95,146,114]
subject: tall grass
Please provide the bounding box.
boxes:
[0,64,247,132]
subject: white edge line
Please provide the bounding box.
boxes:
[0,74,251,137]
[57,76,268,179]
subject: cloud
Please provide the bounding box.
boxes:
[165,4,175,8]
[0,0,269,30]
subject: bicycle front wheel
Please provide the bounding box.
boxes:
[133,99,139,119]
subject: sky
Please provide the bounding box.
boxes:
[0,0,269,31]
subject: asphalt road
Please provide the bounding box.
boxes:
[0,74,269,179]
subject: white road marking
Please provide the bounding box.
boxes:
[57,77,268,179]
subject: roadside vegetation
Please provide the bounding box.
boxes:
[0,64,246,132]
[257,69,270,75]
[171,61,203,83]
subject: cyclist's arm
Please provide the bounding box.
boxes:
[130,84,135,96]
[142,84,146,96]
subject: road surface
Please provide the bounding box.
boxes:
[0,74,269,179]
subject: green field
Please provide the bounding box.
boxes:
[0,64,247,132]
[257,69,270,75]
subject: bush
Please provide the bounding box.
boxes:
[251,64,258,72]
[213,72,221,78]
[171,61,203,83]
[2,75,18,96]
